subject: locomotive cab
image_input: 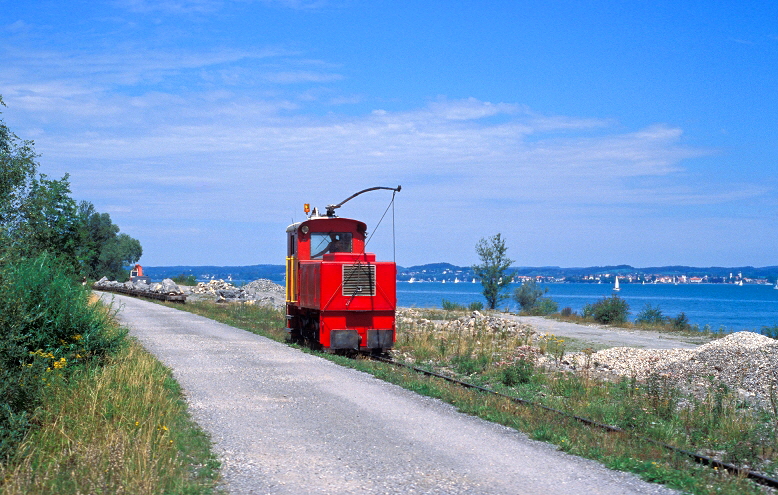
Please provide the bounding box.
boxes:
[285,212,397,352]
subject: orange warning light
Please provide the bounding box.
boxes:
[304,203,310,213]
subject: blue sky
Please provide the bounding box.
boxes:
[2,0,776,267]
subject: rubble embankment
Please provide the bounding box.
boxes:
[94,277,185,298]
[93,277,285,310]
[561,332,778,407]
[185,279,285,309]
[396,309,778,408]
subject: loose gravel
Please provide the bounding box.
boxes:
[559,331,778,407]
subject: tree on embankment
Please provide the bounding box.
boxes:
[472,233,514,310]
[0,95,142,280]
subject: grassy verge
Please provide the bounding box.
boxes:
[165,300,777,494]
[0,336,220,495]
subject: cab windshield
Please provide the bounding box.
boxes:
[310,232,353,259]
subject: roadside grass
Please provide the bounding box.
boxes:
[163,300,777,495]
[0,336,220,495]
[168,300,287,341]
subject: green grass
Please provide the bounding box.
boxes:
[165,300,778,494]
[0,338,221,495]
[0,255,221,494]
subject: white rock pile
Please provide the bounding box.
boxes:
[560,331,778,406]
[94,276,184,295]
[397,309,534,336]
[188,279,284,308]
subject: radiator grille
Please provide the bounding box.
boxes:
[342,264,376,296]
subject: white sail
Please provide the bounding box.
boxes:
[614,276,620,291]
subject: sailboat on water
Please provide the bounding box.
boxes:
[613,276,621,292]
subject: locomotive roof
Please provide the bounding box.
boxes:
[286,216,367,233]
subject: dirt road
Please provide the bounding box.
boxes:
[101,292,678,495]
[501,314,709,349]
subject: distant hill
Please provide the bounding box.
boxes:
[140,263,778,283]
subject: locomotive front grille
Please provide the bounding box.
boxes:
[342,264,376,296]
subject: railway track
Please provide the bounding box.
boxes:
[371,355,778,490]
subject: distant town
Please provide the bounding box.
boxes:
[396,263,778,285]
[143,263,778,286]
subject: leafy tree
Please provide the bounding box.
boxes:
[514,279,546,311]
[0,95,39,249]
[76,202,142,280]
[96,233,142,281]
[15,174,82,266]
[513,279,558,315]
[472,233,514,310]
[0,96,141,278]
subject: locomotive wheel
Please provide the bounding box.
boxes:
[300,316,321,350]
[370,348,390,358]
[287,316,304,345]
[288,328,303,345]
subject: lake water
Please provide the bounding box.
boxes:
[213,278,778,332]
[397,282,778,332]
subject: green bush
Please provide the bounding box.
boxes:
[635,303,666,325]
[533,298,558,315]
[172,273,197,285]
[501,359,534,386]
[513,279,546,311]
[451,353,490,375]
[560,307,574,317]
[513,280,558,315]
[762,325,778,339]
[582,295,630,324]
[0,254,125,459]
[441,298,466,311]
[441,299,484,312]
[669,312,691,331]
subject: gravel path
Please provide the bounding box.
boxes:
[500,315,708,349]
[100,292,679,495]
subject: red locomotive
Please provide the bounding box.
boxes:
[285,186,401,352]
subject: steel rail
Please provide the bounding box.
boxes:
[371,355,778,489]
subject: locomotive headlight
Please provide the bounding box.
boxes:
[301,226,309,234]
